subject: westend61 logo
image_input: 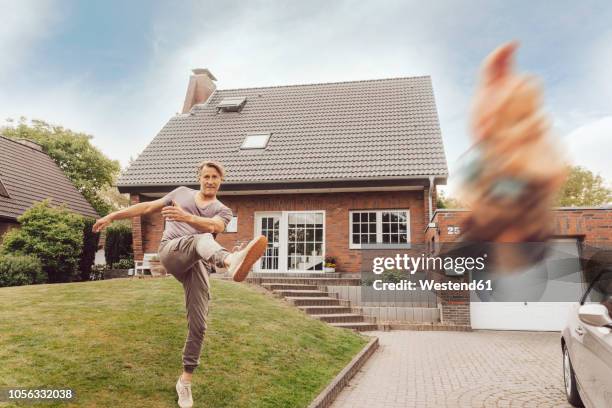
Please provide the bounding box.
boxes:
[370,253,492,291]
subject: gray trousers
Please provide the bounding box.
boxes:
[158,233,229,373]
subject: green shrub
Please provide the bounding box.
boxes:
[111,258,134,270]
[362,269,407,286]
[0,254,45,287]
[104,222,133,266]
[79,217,100,281]
[1,200,84,283]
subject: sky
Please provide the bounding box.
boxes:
[1,0,611,194]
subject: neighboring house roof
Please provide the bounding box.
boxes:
[118,76,448,191]
[0,135,98,220]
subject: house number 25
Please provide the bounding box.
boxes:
[447,226,461,235]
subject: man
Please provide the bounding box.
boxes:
[92,160,267,408]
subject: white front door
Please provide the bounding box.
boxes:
[255,211,325,272]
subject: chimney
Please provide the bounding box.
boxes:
[181,68,217,113]
[17,139,43,151]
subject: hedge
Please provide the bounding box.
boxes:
[0,254,44,287]
[79,217,100,281]
[104,222,133,266]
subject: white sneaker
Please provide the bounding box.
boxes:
[176,377,193,408]
[226,236,268,282]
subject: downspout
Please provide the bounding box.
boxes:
[428,175,435,223]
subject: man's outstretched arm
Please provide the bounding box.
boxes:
[92,198,166,233]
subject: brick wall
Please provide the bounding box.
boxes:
[130,189,431,273]
[426,208,612,246]
[129,194,144,261]
[424,208,612,327]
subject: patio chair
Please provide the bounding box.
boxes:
[134,253,158,277]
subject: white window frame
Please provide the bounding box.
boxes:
[241,133,271,149]
[225,216,238,233]
[254,212,282,272]
[254,210,326,272]
[349,209,410,249]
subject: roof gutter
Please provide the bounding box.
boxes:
[117,176,447,195]
[428,175,435,223]
[117,174,448,191]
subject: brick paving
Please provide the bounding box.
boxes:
[331,331,571,408]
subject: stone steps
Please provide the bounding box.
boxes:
[315,313,367,323]
[256,277,377,331]
[329,322,378,331]
[297,306,354,315]
[248,277,361,286]
[273,289,329,297]
[261,283,319,291]
[286,297,344,306]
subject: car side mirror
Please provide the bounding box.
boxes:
[578,304,612,327]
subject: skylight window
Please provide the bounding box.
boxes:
[241,133,270,149]
[217,96,246,112]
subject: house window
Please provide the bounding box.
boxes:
[381,211,408,244]
[350,212,377,245]
[349,210,410,249]
[241,133,270,149]
[217,96,246,112]
[226,216,238,233]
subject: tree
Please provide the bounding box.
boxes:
[2,118,121,216]
[556,165,612,207]
[436,189,465,209]
[98,182,130,211]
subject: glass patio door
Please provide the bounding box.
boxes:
[256,213,281,271]
[287,212,324,271]
[255,211,325,272]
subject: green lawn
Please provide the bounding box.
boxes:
[0,277,368,408]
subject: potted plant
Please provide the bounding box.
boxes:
[324,256,337,273]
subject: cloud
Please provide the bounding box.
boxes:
[0,0,57,80]
[1,0,608,183]
[564,116,612,183]
[0,0,469,168]
[585,30,612,112]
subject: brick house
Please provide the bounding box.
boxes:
[0,135,98,241]
[117,70,611,331]
[117,69,448,273]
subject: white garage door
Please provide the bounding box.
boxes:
[470,239,585,331]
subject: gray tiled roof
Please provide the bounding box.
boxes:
[118,76,448,189]
[0,136,98,220]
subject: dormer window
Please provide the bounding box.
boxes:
[217,96,246,112]
[241,133,270,149]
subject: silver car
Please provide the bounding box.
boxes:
[561,268,612,407]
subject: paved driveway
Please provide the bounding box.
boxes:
[332,330,570,408]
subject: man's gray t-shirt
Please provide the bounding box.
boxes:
[160,186,233,242]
